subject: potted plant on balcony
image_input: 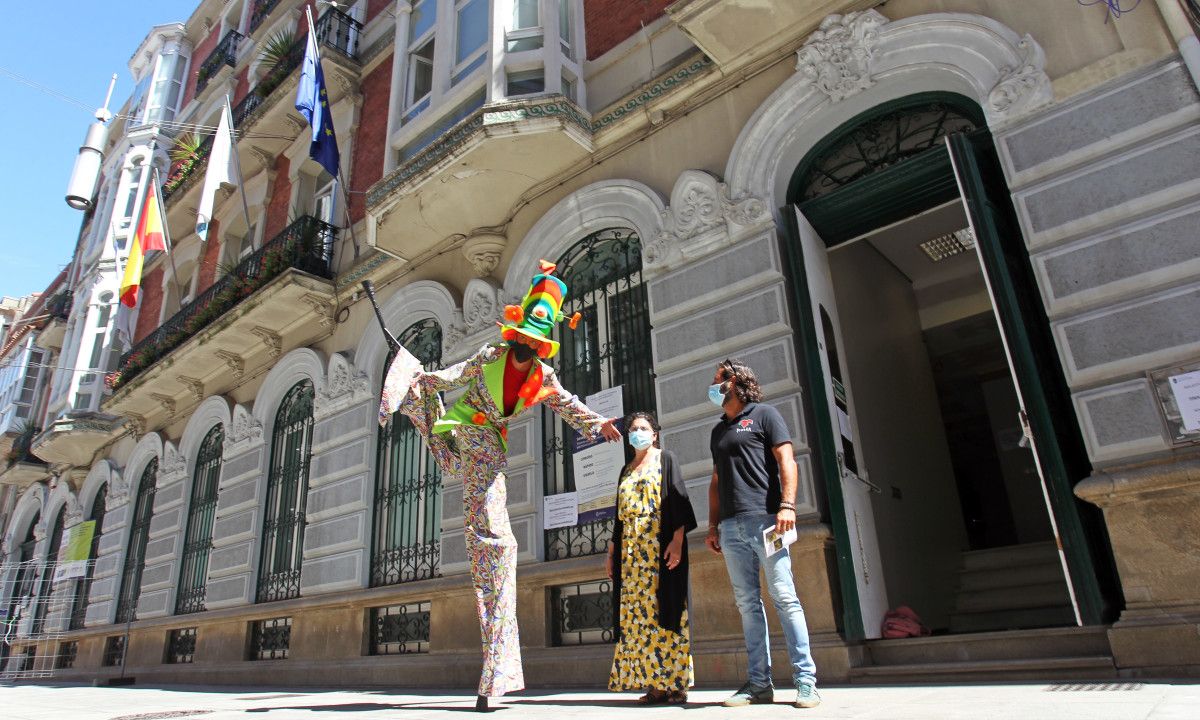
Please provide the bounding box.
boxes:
[166,132,205,192]
[255,29,300,99]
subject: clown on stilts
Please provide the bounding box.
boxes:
[372,260,622,710]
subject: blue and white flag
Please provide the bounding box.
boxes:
[295,26,340,177]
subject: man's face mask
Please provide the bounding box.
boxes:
[509,342,537,363]
[708,381,730,407]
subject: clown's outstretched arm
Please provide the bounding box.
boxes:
[542,370,622,442]
[417,343,500,393]
[379,344,499,425]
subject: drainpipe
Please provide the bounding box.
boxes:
[1156,0,1200,90]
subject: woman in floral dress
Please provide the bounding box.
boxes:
[606,411,697,704]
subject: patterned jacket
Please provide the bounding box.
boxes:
[384,343,607,451]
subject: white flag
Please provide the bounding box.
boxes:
[196,101,237,242]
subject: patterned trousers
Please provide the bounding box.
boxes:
[427,425,525,697]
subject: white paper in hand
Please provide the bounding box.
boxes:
[763,524,798,557]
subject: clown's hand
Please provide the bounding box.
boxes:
[600,419,621,442]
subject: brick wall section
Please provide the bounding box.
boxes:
[349,53,392,224]
[181,25,221,110]
[133,267,165,343]
[264,155,292,239]
[196,220,223,293]
[365,0,391,25]
[233,67,250,106]
[584,0,672,60]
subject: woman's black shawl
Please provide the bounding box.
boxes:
[610,449,698,640]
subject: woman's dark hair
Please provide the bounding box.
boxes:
[625,411,661,448]
[718,358,764,403]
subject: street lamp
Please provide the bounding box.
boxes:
[65,74,117,211]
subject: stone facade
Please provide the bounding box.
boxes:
[4,0,1200,686]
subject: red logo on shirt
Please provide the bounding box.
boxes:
[737,418,754,432]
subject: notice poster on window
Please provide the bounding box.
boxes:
[53,520,96,582]
[571,386,625,524]
[1168,370,1200,432]
[543,492,579,530]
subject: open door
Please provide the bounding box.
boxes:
[787,206,889,640]
[946,132,1118,626]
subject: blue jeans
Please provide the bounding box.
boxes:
[720,513,817,688]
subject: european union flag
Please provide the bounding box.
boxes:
[295,28,340,178]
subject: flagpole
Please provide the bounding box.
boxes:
[225,95,258,250]
[148,167,187,313]
[336,170,361,261]
[305,7,357,261]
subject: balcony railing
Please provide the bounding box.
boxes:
[112,216,337,390]
[316,7,362,61]
[196,29,243,94]
[162,134,214,202]
[249,0,284,35]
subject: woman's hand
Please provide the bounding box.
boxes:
[705,526,721,555]
[663,535,684,570]
[600,418,622,442]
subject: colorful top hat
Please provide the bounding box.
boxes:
[499,259,581,359]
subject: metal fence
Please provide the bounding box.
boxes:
[1,559,94,680]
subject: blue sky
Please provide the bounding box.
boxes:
[0,1,199,299]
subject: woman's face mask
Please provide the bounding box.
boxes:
[628,428,655,450]
[708,381,730,407]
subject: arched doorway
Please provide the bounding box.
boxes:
[781,92,1120,640]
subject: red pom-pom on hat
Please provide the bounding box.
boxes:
[567,311,582,330]
[503,304,524,323]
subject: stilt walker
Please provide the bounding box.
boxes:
[368,261,622,710]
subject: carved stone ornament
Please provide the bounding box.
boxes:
[177,375,205,402]
[301,294,336,328]
[150,392,177,417]
[161,442,187,479]
[250,326,283,359]
[214,350,245,380]
[319,353,370,411]
[228,403,263,447]
[462,233,507,277]
[64,495,83,526]
[649,170,772,267]
[988,36,1052,120]
[795,10,886,103]
[446,278,503,355]
[107,466,128,504]
[126,414,148,440]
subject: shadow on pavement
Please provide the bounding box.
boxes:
[245,702,500,713]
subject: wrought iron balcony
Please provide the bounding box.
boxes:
[46,292,72,320]
[112,216,337,391]
[316,7,362,61]
[196,29,243,94]
[232,40,305,128]
[249,0,285,35]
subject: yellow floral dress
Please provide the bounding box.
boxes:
[608,454,695,692]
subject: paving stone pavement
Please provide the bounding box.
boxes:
[1,682,1198,720]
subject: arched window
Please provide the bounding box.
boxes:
[176,425,224,614]
[542,228,654,559]
[70,483,107,629]
[257,380,315,603]
[0,512,39,666]
[115,460,158,623]
[31,506,66,634]
[372,319,443,587]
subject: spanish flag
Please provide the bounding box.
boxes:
[119,182,168,307]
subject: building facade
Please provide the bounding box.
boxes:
[3,0,1200,685]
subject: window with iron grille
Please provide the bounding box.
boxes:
[249,616,291,660]
[32,506,66,634]
[256,381,314,603]
[165,627,197,664]
[103,635,126,667]
[56,641,77,669]
[542,229,653,560]
[177,425,224,614]
[70,482,107,630]
[550,579,613,646]
[369,601,431,655]
[0,515,37,668]
[115,459,158,623]
[372,320,443,587]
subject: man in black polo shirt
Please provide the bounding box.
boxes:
[706,359,819,709]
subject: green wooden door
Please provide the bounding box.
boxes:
[946,131,1120,625]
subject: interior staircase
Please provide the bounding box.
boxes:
[949,541,1076,633]
[850,543,1113,684]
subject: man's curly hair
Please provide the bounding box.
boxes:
[718,358,764,403]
